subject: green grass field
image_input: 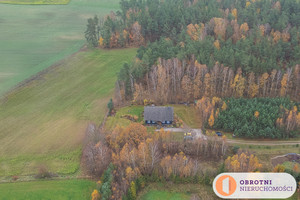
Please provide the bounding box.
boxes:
[0,0,70,5]
[138,183,215,200]
[105,104,202,131]
[0,0,120,95]
[172,105,202,128]
[140,190,190,200]
[0,179,95,200]
[0,48,136,177]
[105,105,144,131]
[138,183,299,200]
[140,189,299,200]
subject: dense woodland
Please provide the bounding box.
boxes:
[84,1,300,198]
[86,0,300,73]
[83,123,267,200]
[85,0,300,138]
[197,97,300,138]
[84,123,300,200]
[85,0,300,101]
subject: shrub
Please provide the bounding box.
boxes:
[35,165,52,179]
[91,189,100,200]
[232,146,240,154]
[12,175,19,181]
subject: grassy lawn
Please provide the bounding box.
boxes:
[140,190,190,200]
[0,0,70,5]
[0,179,95,200]
[0,48,136,177]
[105,105,144,131]
[138,183,215,200]
[172,105,202,128]
[138,182,299,200]
[105,104,202,131]
[0,0,120,95]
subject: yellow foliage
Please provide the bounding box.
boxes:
[98,37,104,47]
[282,32,290,42]
[254,111,259,118]
[280,73,288,96]
[213,18,227,40]
[231,74,246,97]
[293,164,299,173]
[240,23,249,34]
[273,164,285,172]
[231,8,237,19]
[297,113,300,127]
[123,29,128,37]
[208,112,215,127]
[214,39,220,50]
[293,106,298,112]
[276,117,283,127]
[91,189,100,200]
[272,30,281,43]
[186,23,205,41]
[225,153,262,172]
[246,1,251,8]
[221,102,227,111]
[249,83,259,98]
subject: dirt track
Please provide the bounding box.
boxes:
[227,139,300,146]
[158,128,300,146]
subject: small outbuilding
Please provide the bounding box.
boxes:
[144,106,174,125]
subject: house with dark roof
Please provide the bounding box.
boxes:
[144,106,174,125]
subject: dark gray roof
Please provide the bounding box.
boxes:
[144,106,174,122]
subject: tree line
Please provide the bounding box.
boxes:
[85,122,300,199]
[83,123,230,200]
[114,59,299,105]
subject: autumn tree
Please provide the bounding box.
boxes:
[280,73,288,97]
[273,164,285,172]
[240,23,249,38]
[225,152,262,172]
[91,189,100,200]
[107,123,148,151]
[187,24,204,41]
[254,111,259,119]
[82,128,111,177]
[208,112,215,127]
[213,18,227,40]
[231,73,245,97]
[231,8,237,20]
[214,40,220,50]
[131,22,144,46]
[128,181,137,200]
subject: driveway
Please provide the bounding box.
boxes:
[156,128,206,139]
[157,128,300,146]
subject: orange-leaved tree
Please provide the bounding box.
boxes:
[91,189,100,200]
[225,152,262,172]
